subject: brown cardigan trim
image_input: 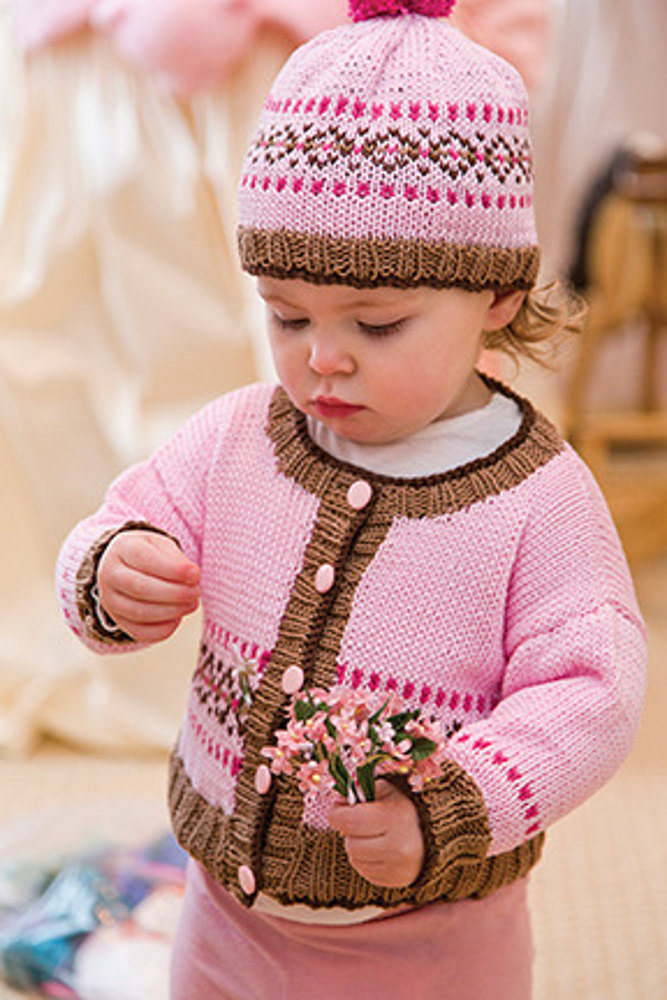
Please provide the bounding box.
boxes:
[222,461,396,906]
[169,750,544,909]
[266,375,564,520]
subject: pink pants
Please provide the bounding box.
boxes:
[171,861,533,1000]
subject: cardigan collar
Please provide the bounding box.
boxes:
[267,374,564,519]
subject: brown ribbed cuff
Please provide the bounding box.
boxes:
[402,760,492,905]
[75,521,179,645]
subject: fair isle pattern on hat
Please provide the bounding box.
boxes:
[237,1,539,291]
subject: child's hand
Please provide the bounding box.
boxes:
[328,779,425,888]
[97,531,201,643]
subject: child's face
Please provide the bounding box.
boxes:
[258,277,520,445]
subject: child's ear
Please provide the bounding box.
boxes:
[483,290,525,332]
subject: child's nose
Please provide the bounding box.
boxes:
[308,335,355,376]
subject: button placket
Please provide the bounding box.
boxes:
[228,473,381,907]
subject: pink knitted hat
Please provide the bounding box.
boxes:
[237,0,539,291]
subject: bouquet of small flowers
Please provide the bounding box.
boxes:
[261,684,448,804]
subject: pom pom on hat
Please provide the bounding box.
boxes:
[349,0,456,21]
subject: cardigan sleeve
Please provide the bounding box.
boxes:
[56,385,267,652]
[428,450,647,858]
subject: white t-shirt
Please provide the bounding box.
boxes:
[307,391,522,476]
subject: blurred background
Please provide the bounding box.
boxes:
[0,0,665,997]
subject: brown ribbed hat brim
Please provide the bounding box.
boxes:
[238,226,539,291]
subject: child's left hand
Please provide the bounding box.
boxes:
[328,780,425,888]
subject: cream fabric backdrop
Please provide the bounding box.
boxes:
[0,10,295,754]
[533,0,667,280]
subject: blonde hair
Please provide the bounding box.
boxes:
[483,281,586,367]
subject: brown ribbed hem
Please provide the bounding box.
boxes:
[169,750,545,910]
[75,521,179,645]
[238,226,540,291]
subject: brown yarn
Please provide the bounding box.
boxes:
[238,226,540,291]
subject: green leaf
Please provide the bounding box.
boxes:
[410,738,437,762]
[294,699,318,722]
[330,754,351,791]
[368,699,390,726]
[387,710,418,732]
[356,761,376,802]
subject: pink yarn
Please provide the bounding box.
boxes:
[238,2,538,289]
[349,0,456,21]
[56,382,647,861]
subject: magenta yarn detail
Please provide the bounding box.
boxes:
[349,0,456,22]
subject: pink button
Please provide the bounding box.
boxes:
[347,479,373,510]
[255,764,272,795]
[238,864,256,896]
[314,563,335,593]
[281,664,304,695]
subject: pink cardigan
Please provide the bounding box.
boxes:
[56,381,646,913]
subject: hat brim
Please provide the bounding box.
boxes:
[238,226,539,291]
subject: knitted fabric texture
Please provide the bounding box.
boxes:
[237,7,539,290]
[56,381,646,913]
[349,1,457,19]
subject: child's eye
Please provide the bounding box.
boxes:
[271,313,309,331]
[358,319,406,338]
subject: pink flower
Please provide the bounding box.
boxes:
[409,756,444,791]
[302,711,330,744]
[261,745,294,777]
[277,723,311,756]
[297,759,335,797]
[375,719,396,745]
[261,682,449,804]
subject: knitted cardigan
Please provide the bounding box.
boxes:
[56,379,647,913]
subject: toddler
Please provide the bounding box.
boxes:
[56,2,647,997]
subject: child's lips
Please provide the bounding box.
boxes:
[312,396,365,419]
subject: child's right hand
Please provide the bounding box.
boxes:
[97,531,201,643]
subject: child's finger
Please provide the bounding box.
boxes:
[104,590,199,625]
[109,531,200,585]
[142,533,201,583]
[110,563,199,607]
[112,616,184,644]
[328,782,400,837]
[328,800,387,839]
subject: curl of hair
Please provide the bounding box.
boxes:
[483,281,586,368]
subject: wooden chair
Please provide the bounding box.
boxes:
[563,147,667,561]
